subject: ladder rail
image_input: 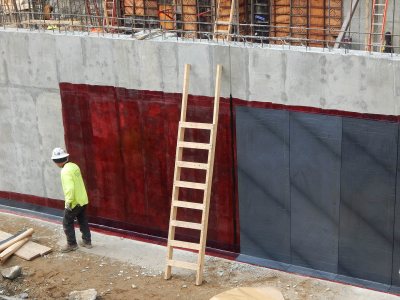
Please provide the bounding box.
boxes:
[195,64,222,285]
[379,0,389,50]
[103,0,109,26]
[213,0,221,34]
[367,0,378,51]
[214,0,236,40]
[227,0,235,41]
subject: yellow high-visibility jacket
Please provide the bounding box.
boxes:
[61,162,88,209]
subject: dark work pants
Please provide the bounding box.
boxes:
[63,204,91,246]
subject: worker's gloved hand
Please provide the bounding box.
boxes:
[65,203,72,211]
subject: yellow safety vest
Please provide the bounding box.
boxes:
[61,162,89,209]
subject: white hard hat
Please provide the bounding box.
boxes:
[51,147,69,160]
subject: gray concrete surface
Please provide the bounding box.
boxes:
[1,29,400,200]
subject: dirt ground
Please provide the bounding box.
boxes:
[0,210,399,300]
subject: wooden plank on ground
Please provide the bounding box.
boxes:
[0,231,52,261]
[0,238,29,264]
[0,228,34,252]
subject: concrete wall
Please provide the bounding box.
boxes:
[1,29,400,200]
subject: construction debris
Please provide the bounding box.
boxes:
[1,266,22,280]
[0,294,29,300]
[210,287,285,300]
[0,239,29,264]
[0,229,51,262]
[68,289,98,300]
[0,229,33,252]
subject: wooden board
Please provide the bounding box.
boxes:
[159,4,175,30]
[0,231,52,261]
[270,0,343,46]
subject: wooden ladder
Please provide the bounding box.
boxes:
[85,0,102,28]
[367,0,389,52]
[103,0,117,28]
[164,64,222,286]
[213,0,236,41]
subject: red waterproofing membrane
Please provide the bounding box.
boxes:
[58,83,239,252]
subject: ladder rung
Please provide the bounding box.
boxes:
[171,220,202,230]
[172,200,205,210]
[169,240,201,251]
[180,121,213,130]
[175,180,206,190]
[178,141,211,150]
[177,161,208,170]
[167,259,198,270]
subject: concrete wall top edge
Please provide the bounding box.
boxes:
[3,28,400,59]
[1,29,400,116]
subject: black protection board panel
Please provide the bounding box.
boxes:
[236,106,291,263]
[290,112,341,273]
[0,198,63,217]
[339,118,398,284]
[392,125,400,287]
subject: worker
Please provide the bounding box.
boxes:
[51,147,92,252]
[43,3,53,20]
[383,32,394,53]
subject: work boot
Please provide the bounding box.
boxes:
[61,244,78,253]
[80,240,93,249]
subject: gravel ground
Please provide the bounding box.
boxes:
[0,210,399,300]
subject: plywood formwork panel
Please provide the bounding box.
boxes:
[309,0,325,47]
[270,0,291,42]
[159,4,175,29]
[325,0,342,43]
[182,0,197,34]
[123,0,158,16]
[270,0,342,46]
[237,0,247,34]
[146,0,159,16]
[291,0,308,44]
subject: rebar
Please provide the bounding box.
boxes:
[0,8,399,55]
